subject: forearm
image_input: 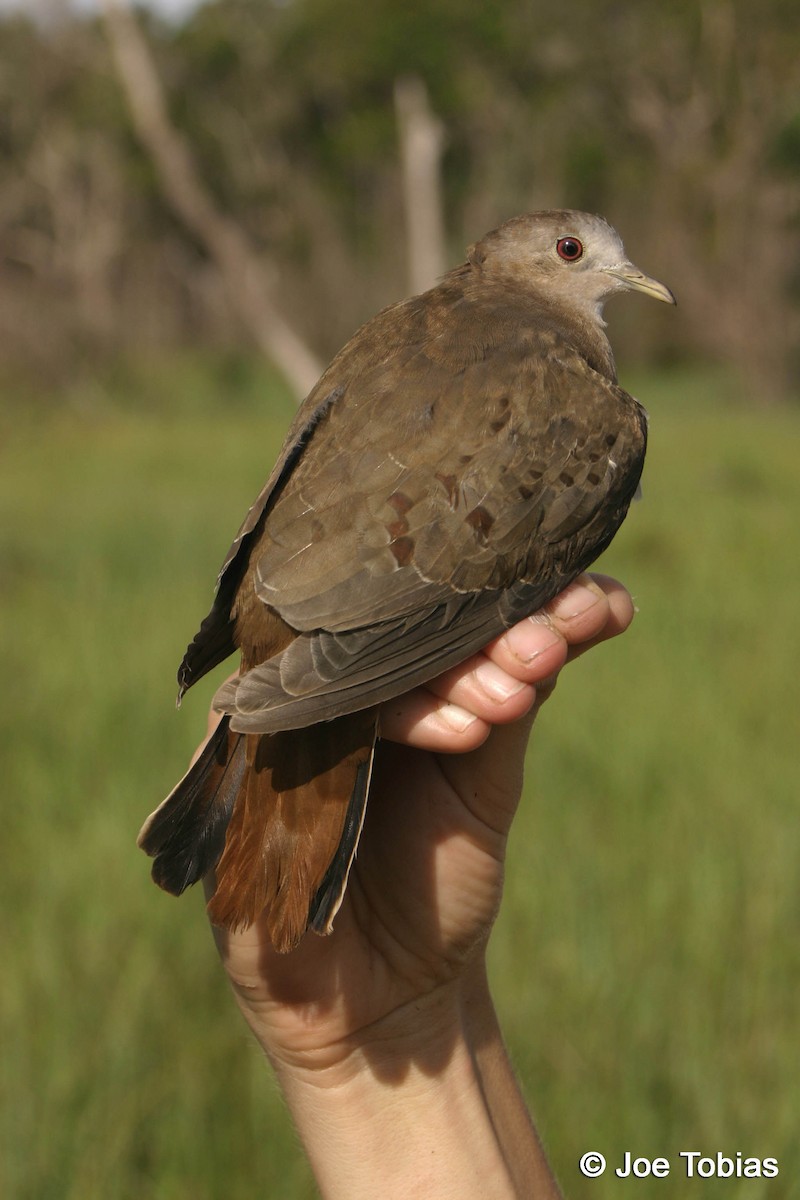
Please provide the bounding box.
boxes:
[257,963,561,1200]
[462,959,563,1199]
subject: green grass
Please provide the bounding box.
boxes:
[1,357,798,1198]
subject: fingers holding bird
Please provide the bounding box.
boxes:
[379,572,635,751]
[197,574,634,757]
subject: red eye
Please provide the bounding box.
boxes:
[556,236,583,261]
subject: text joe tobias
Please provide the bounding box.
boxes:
[579,1151,778,1180]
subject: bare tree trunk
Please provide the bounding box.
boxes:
[394,76,447,296]
[100,0,323,400]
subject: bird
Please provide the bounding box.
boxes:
[138,209,675,953]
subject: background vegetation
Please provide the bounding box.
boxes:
[1,1,798,1197]
[2,0,800,396]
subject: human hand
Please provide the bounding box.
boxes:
[203,572,634,1071]
[193,573,633,1198]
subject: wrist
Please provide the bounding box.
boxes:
[273,971,521,1199]
[273,972,460,1074]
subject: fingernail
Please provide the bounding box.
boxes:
[440,703,478,732]
[549,582,602,620]
[506,618,561,664]
[475,662,526,702]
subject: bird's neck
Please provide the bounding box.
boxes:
[459,272,618,382]
[542,293,618,382]
[448,260,620,383]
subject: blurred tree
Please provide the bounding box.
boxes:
[102,0,323,398]
[607,0,800,397]
[394,75,446,295]
[0,0,797,398]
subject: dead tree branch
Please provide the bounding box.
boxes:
[394,76,447,295]
[101,0,323,399]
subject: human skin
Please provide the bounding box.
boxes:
[199,572,634,1198]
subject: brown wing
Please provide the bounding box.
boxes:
[177,284,443,697]
[176,384,345,697]
[216,303,647,734]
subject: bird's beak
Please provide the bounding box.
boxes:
[607,265,676,305]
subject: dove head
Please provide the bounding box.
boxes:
[468,209,675,323]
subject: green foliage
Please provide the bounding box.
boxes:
[771,110,800,174]
[1,359,797,1197]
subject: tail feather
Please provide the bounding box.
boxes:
[206,709,378,952]
[308,752,373,936]
[139,715,246,895]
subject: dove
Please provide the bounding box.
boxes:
[139,210,674,952]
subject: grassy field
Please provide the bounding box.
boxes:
[1,356,798,1199]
